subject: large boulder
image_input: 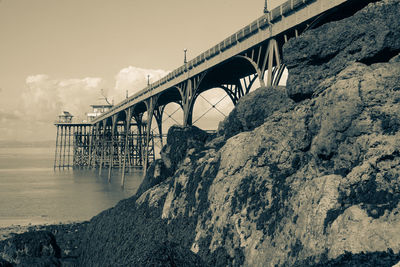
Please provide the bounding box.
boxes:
[218,85,294,139]
[0,231,61,266]
[283,0,400,101]
[160,125,209,172]
[136,159,173,197]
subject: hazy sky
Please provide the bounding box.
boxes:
[0,0,283,142]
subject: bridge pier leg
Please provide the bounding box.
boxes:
[108,115,117,183]
[133,113,143,167]
[88,124,96,167]
[99,120,106,176]
[68,126,72,168]
[180,73,206,126]
[143,97,157,174]
[54,126,59,169]
[121,108,132,187]
[153,105,164,148]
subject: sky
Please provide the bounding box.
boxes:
[0,0,284,142]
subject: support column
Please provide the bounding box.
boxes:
[153,105,165,148]
[183,79,194,126]
[133,113,143,167]
[121,108,132,187]
[99,120,106,176]
[67,126,71,168]
[62,125,67,168]
[143,97,156,173]
[72,126,76,167]
[108,115,117,183]
[88,124,94,168]
[181,73,206,126]
[54,126,59,169]
[93,124,100,168]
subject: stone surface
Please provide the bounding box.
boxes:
[218,85,294,139]
[160,125,209,172]
[283,0,400,101]
[0,231,61,266]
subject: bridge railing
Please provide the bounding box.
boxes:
[93,0,316,123]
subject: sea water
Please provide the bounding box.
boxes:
[0,146,143,227]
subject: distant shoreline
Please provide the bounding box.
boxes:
[0,140,54,148]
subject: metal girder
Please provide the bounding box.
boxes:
[219,73,258,105]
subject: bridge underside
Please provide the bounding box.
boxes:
[54,123,158,187]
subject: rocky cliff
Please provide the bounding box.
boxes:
[2,0,400,266]
[78,1,400,266]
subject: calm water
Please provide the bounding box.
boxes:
[0,146,143,227]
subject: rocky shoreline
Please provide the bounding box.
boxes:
[1,0,400,266]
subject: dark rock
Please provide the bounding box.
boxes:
[136,159,173,197]
[0,230,61,266]
[218,85,293,139]
[160,125,209,172]
[283,0,400,101]
[0,258,12,267]
[205,135,226,150]
[299,250,400,266]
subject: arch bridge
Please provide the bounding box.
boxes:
[54,0,373,186]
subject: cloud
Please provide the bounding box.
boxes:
[22,75,104,123]
[111,66,169,103]
[0,109,20,122]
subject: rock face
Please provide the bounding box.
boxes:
[218,85,294,139]
[136,125,210,197]
[77,0,400,266]
[160,125,209,173]
[284,0,400,101]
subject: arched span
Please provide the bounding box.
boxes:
[189,87,234,130]
[218,73,258,105]
[156,85,184,111]
[234,55,266,88]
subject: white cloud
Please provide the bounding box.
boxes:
[111,66,169,103]
[22,75,104,123]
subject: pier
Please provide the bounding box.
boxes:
[54,0,374,186]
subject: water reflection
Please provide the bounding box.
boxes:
[0,162,143,227]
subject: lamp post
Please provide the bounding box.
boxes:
[147,75,150,86]
[183,49,187,64]
[264,0,269,13]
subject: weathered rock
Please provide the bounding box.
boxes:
[0,231,61,266]
[160,125,209,172]
[283,0,400,101]
[136,159,173,198]
[218,85,294,139]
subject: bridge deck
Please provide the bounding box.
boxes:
[91,0,363,124]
